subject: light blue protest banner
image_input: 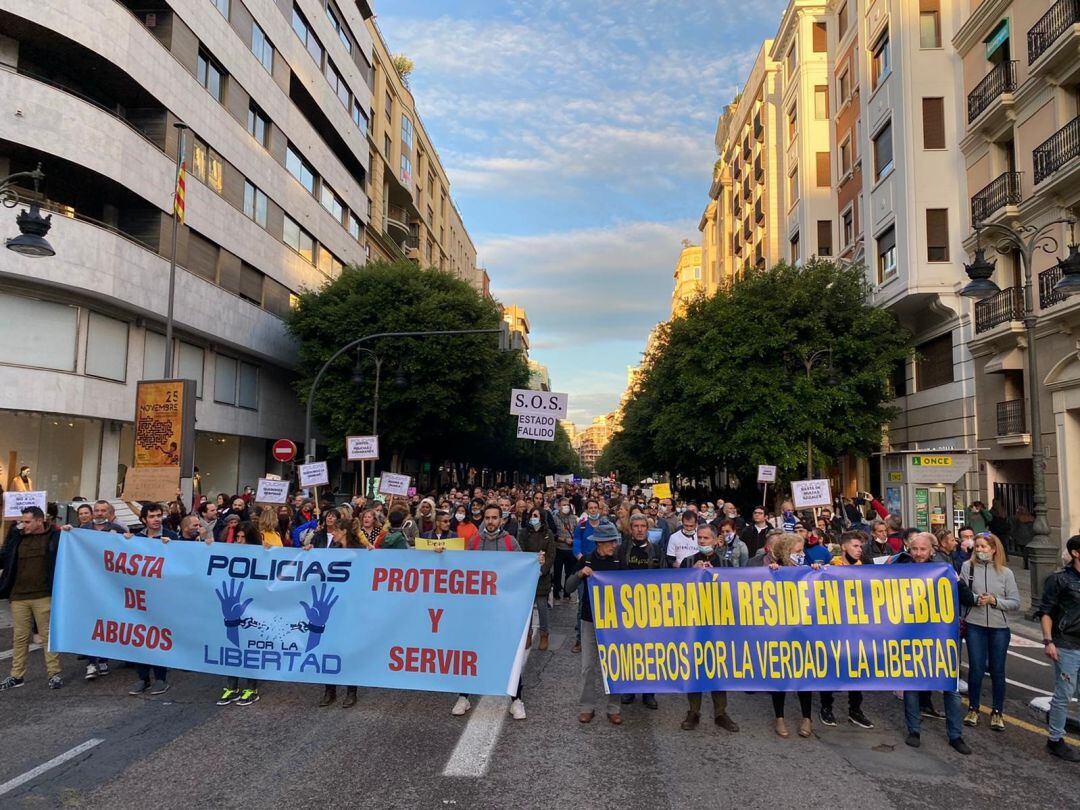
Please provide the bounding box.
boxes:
[51,530,538,695]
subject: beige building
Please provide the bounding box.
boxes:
[670,243,703,317]
[573,414,613,472]
[364,16,480,288]
[501,303,530,355]
[956,0,1080,552]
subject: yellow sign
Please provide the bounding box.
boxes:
[888,472,903,482]
[652,483,672,500]
[134,380,185,467]
[912,456,953,467]
[414,537,466,551]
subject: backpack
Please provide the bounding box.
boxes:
[469,533,515,551]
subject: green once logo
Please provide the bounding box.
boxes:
[912,457,922,466]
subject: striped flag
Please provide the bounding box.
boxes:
[173,160,186,224]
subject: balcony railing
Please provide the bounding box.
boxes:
[971,171,1022,224]
[967,61,1017,123]
[974,286,1023,333]
[1039,264,1069,309]
[1028,0,1080,64]
[1033,115,1080,183]
[996,399,1026,436]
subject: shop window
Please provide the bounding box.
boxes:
[0,292,77,371]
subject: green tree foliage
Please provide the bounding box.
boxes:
[603,259,911,482]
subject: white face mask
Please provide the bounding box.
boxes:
[975,550,993,563]
[455,512,465,522]
[561,505,571,514]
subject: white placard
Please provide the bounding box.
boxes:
[556,474,573,484]
[666,530,699,566]
[509,389,569,419]
[544,476,555,488]
[517,414,556,441]
[255,477,290,504]
[298,461,330,488]
[378,472,411,497]
[621,484,629,496]
[346,435,379,461]
[757,465,777,483]
[3,491,47,519]
[791,478,833,509]
[581,478,591,488]
[265,473,282,481]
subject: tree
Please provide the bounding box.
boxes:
[606,259,912,484]
[392,54,414,87]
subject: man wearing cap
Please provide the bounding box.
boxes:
[563,520,624,725]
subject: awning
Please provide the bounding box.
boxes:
[984,347,1024,374]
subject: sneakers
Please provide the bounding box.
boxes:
[949,737,972,755]
[0,676,25,691]
[963,708,979,727]
[715,713,740,733]
[236,689,259,707]
[149,680,169,696]
[819,706,837,727]
[905,733,921,748]
[48,675,63,690]
[217,687,241,706]
[128,680,151,695]
[509,699,526,720]
[681,711,700,731]
[96,662,110,676]
[1047,738,1080,762]
[85,663,98,681]
[848,709,874,729]
[451,695,472,716]
[989,711,1005,732]
[921,705,945,721]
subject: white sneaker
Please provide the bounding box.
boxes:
[84,664,98,681]
[509,699,526,720]
[451,696,472,716]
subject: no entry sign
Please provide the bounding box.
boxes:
[272,439,297,463]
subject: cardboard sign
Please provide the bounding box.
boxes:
[120,467,179,503]
[255,478,290,504]
[652,482,672,500]
[3,490,47,519]
[298,461,330,488]
[378,472,411,497]
[414,536,466,551]
[509,389,569,419]
[516,414,556,441]
[545,476,555,488]
[757,465,777,483]
[346,435,379,461]
[791,479,833,509]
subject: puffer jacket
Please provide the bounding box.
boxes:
[959,559,1020,629]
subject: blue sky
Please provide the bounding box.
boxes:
[377,0,787,424]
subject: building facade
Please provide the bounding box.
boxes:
[670,243,703,317]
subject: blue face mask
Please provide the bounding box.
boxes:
[698,544,714,555]
[792,552,806,565]
[529,518,541,529]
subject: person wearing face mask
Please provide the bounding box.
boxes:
[518,508,556,651]
[87,499,126,534]
[678,524,740,732]
[553,498,577,603]
[959,532,1019,733]
[617,514,661,710]
[714,519,749,567]
[796,521,832,565]
[664,509,701,568]
[570,499,604,652]
[767,533,816,737]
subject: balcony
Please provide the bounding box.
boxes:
[996,399,1027,437]
[742,139,752,160]
[742,177,751,198]
[971,171,1022,224]
[974,286,1023,333]
[753,113,763,142]
[754,157,764,184]
[385,204,410,241]
[1040,264,1069,309]
[1028,0,1080,81]
[967,61,1017,127]
[1033,115,1080,185]
[743,219,752,240]
[755,198,765,224]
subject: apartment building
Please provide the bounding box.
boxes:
[670,243,703,317]
[364,16,480,289]
[502,303,530,355]
[956,0,1080,546]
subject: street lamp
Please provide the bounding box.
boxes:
[802,348,834,478]
[960,216,1080,607]
[1,163,55,257]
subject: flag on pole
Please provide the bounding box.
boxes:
[173,160,186,224]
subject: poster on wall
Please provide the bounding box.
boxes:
[133,379,196,476]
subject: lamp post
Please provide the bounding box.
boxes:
[1,163,56,257]
[801,348,835,479]
[960,217,1080,607]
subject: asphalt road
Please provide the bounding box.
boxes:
[0,602,1077,809]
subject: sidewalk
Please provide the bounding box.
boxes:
[1004,554,1043,639]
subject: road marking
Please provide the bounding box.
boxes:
[0,738,104,797]
[971,705,1080,747]
[960,663,1054,696]
[0,644,41,661]
[1007,649,1050,667]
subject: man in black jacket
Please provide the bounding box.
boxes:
[0,507,63,690]
[1036,534,1080,762]
[740,506,770,556]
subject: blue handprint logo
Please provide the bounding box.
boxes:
[299,583,339,652]
[216,579,253,648]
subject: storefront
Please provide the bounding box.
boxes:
[877,450,979,534]
[0,411,105,502]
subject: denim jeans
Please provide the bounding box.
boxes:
[534,595,550,633]
[965,624,1010,712]
[904,689,963,741]
[1048,647,1080,742]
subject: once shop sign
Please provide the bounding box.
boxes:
[911,456,953,467]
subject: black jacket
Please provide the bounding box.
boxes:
[0,527,61,600]
[1036,566,1080,650]
[740,523,769,556]
[620,538,660,569]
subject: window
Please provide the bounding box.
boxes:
[320,182,344,222]
[291,6,323,66]
[401,115,414,149]
[813,22,827,53]
[916,333,954,390]
[816,151,831,187]
[383,133,392,158]
[348,212,362,241]
[324,60,350,107]
[286,144,316,193]
[873,121,893,180]
[142,333,166,379]
[186,231,218,281]
[876,226,897,283]
[177,341,204,397]
[352,99,368,135]
[238,362,258,409]
[786,45,797,77]
[250,22,274,72]
[214,355,237,404]
[317,245,342,277]
[919,0,941,49]
[247,102,270,148]
[192,139,207,182]
[85,312,128,382]
[385,90,393,123]
[838,68,850,103]
[817,220,833,257]
[788,167,799,205]
[839,136,852,175]
[325,2,352,52]
[872,29,891,88]
[238,263,263,305]
[922,97,945,149]
[197,50,224,102]
[207,150,223,194]
[211,0,229,17]
[814,85,829,119]
[842,207,854,247]
[926,209,949,262]
[838,2,848,38]
[400,154,412,185]
[790,232,800,263]
[788,104,797,142]
[283,215,314,263]
[243,181,267,227]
